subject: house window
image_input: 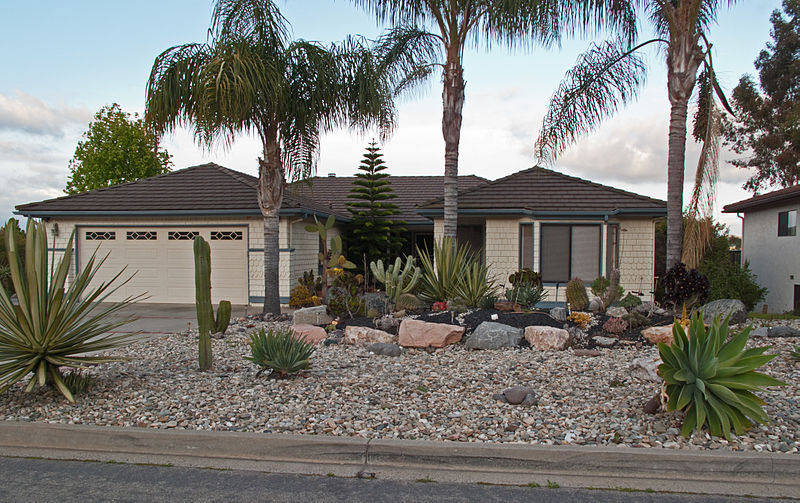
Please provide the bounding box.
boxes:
[519,224,534,270]
[539,224,601,283]
[778,210,796,236]
[168,231,199,241]
[211,231,243,241]
[85,231,115,240]
[127,231,157,240]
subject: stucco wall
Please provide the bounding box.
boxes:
[742,201,800,312]
[616,218,656,300]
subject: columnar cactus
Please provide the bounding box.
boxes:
[565,277,589,311]
[370,256,422,308]
[193,237,214,370]
[215,300,232,334]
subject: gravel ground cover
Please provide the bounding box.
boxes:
[0,319,797,454]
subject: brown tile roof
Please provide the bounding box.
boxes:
[14,164,487,222]
[418,166,666,216]
[722,184,800,213]
[15,163,343,218]
[286,175,487,224]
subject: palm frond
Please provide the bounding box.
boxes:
[374,25,442,99]
[535,38,649,163]
[211,0,289,50]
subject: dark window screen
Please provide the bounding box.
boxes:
[540,225,570,283]
[520,224,534,270]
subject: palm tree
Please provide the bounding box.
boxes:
[145,0,400,314]
[536,0,738,269]
[354,0,638,242]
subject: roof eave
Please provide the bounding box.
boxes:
[416,208,667,218]
[15,208,351,222]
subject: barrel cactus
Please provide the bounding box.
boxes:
[565,277,589,311]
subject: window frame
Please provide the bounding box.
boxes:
[778,209,797,237]
[537,223,602,284]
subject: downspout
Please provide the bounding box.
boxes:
[737,212,745,266]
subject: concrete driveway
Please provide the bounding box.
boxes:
[102,303,251,338]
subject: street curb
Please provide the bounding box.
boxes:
[0,421,797,498]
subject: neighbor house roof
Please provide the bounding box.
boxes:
[287,174,487,224]
[722,184,800,213]
[15,163,347,220]
[417,166,666,217]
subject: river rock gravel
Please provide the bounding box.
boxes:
[0,318,797,454]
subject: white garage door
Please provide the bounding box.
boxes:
[77,227,248,304]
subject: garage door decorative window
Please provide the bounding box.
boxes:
[85,231,115,240]
[211,231,243,240]
[168,231,199,240]
[127,231,157,240]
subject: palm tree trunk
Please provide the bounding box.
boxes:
[441,47,465,242]
[258,127,284,315]
[665,32,704,269]
[666,97,689,270]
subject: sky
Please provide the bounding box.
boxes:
[0,0,787,236]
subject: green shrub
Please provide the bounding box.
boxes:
[619,292,643,311]
[0,219,140,402]
[565,278,589,311]
[246,328,315,378]
[657,313,786,439]
[326,271,365,318]
[662,263,709,311]
[698,231,767,311]
[289,284,315,309]
[454,260,498,308]
[591,272,624,311]
[416,238,473,303]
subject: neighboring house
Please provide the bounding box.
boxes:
[15,163,666,306]
[723,185,800,313]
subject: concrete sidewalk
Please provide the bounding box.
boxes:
[0,422,797,499]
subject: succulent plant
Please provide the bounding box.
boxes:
[370,256,422,309]
[662,262,710,311]
[565,278,589,311]
[602,316,628,335]
[305,216,355,296]
[658,313,786,439]
[246,328,315,378]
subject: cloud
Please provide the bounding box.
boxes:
[0,91,90,138]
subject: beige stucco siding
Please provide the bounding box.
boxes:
[617,218,656,299]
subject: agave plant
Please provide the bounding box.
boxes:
[657,313,786,440]
[416,237,473,303]
[454,259,498,308]
[0,219,141,402]
[246,328,315,378]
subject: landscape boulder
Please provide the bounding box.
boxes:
[699,299,747,325]
[592,335,617,348]
[465,322,523,349]
[398,319,464,348]
[606,306,628,318]
[766,325,800,338]
[588,297,603,313]
[549,307,567,322]
[367,343,402,357]
[630,357,661,382]
[493,386,538,406]
[642,325,675,346]
[524,326,570,351]
[344,325,396,345]
[291,324,327,345]
[292,305,333,326]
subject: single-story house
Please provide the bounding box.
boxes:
[15,163,666,306]
[723,184,800,313]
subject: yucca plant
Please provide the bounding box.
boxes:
[657,313,786,440]
[454,259,497,308]
[246,328,315,378]
[0,219,141,403]
[416,237,473,303]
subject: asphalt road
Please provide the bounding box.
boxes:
[0,457,780,503]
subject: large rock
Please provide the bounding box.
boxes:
[367,343,402,356]
[630,357,661,382]
[767,325,800,338]
[606,306,627,318]
[642,325,675,346]
[588,297,603,313]
[524,326,570,351]
[592,335,617,348]
[344,325,396,345]
[398,319,464,348]
[699,299,747,325]
[292,305,333,326]
[493,386,537,406]
[292,324,327,345]
[464,322,523,349]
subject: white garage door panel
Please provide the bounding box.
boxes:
[78,227,247,304]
